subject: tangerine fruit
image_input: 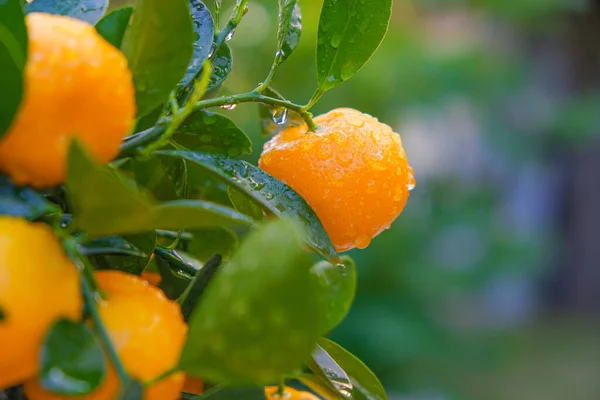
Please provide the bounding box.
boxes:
[265,386,320,400]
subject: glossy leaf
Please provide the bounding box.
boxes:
[311,256,356,333]
[40,319,105,396]
[179,254,222,321]
[155,248,197,300]
[123,154,188,201]
[0,176,60,219]
[309,345,353,398]
[157,150,339,262]
[276,0,301,64]
[0,0,26,137]
[25,0,108,24]
[180,220,324,383]
[180,0,214,88]
[186,228,239,261]
[318,338,387,400]
[122,0,194,116]
[208,43,232,90]
[173,110,252,156]
[298,373,343,400]
[87,232,156,275]
[66,141,254,237]
[316,0,392,91]
[227,186,264,221]
[95,6,133,48]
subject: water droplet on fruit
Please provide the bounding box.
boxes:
[406,168,416,191]
[354,235,371,249]
[317,146,333,160]
[347,116,364,127]
[221,103,237,110]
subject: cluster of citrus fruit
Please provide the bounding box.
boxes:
[0,10,414,400]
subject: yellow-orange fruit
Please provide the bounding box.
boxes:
[0,12,135,188]
[0,217,82,389]
[24,271,187,400]
[259,108,415,252]
[264,386,320,400]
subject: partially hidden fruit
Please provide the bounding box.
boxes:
[24,271,187,400]
[259,108,415,252]
[265,386,320,400]
[0,217,82,389]
[182,376,204,395]
[0,12,136,188]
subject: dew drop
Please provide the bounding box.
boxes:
[199,134,212,143]
[225,29,235,41]
[271,107,288,125]
[354,234,371,249]
[347,116,364,128]
[406,168,416,191]
[330,34,342,48]
[221,103,237,110]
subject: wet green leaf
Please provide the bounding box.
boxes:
[40,319,105,396]
[122,0,194,116]
[311,256,356,333]
[172,110,252,156]
[157,150,338,262]
[316,0,392,91]
[0,0,26,137]
[178,254,222,322]
[208,43,232,90]
[180,219,324,383]
[95,6,133,48]
[317,338,387,400]
[123,154,188,201]
[0,175,60,219]
[186,228,239,261]
[180,0,214,88]
[298,373,343,400]
[155,247,199,300]
[87,232,156,275]
[66,141,254,237]
[275,0,301,64]
[25,0,108,24]
[308,345,353,398]
[227,186,264,221]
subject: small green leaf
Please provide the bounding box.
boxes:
[186,228,239,261]
[308,345,353,398]
[25,0,108,24]
[95,6,133,48]
[158,150,338,262]
[227,186,264,221]
[208,44,232,90]
[275,0,301,64]
[180,219,324,384]
[0,0,27,137]
[316,0,392,91]
[178,254,222,322]
[172,110,252,156]
[186,386,265,399]
[40,319,106,396]
[66,141,254,237]
[180,0,214,88]
[0,175,60,219]
[87,232,156,275]
[317,338,387,400]
[311,256,356,333]
[122,0,194,116]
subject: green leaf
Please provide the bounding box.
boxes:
[186,228,239,261]
[180,219,324,384]
[95,6,133,48]
[316,0,392,91]
[317,338,387,400]
[0,0,26,137]
[180,0,214,88]
[66,141,254,237]
[208,43,232,90]
[275,0,301,64]
[0,175,60,219]
[178,254,222,322]
[308,345,352,398]
[298,373,344,400]
[40,319,106,396]
[227,186,264,221]
[186,386,265,399]
[122,0,194,117]
[87,232,156,275]
[311,256,356,333]
[25,0,108,24]
[172,110,252,157]
[158,150,339,262]
[123,154,188,201]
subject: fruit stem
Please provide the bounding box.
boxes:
[62,237,99,292]
[277,378,286,396]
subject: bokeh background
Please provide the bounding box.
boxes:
[218,0,600,399]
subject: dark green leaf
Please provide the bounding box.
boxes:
[208,44,232,90]
[157,150,339,262]
[25,0,108,24]
[308,345,353,398]
[0,0,26,137]
[81,234,151,257]
[87,232,156,275]
[0,175,60,219]
[311,256,356,333]
[118,380,144,400]
[122,154,188,201]
[66,141,254,237]
[122,0,194,116]
[172,110,252,156]
[186,228,239,261]
[180,220,324,383]
[95,6,133,48]
[275,0,301,64]
[318,338,387,400]
[40,319,105,396]
[227,186,264,221]
[316,0,392,91]
[155,249,196,300]
[180,0,214,88]
[178,254,222,322]
[186,386,265,399]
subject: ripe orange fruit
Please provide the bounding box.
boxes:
[141,271,162,287]
[182,375,204,394]
[259,108,415,252]
[264,386,320,400]
[24,271,187,400]
[0,217,82,389]
[0,12,135,188]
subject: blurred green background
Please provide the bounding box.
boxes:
[215,0,600,399]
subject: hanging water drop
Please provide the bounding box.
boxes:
[271,108,288,125]
[220,103,237,110]
[225,29,235,41]
[406,168,416,191]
